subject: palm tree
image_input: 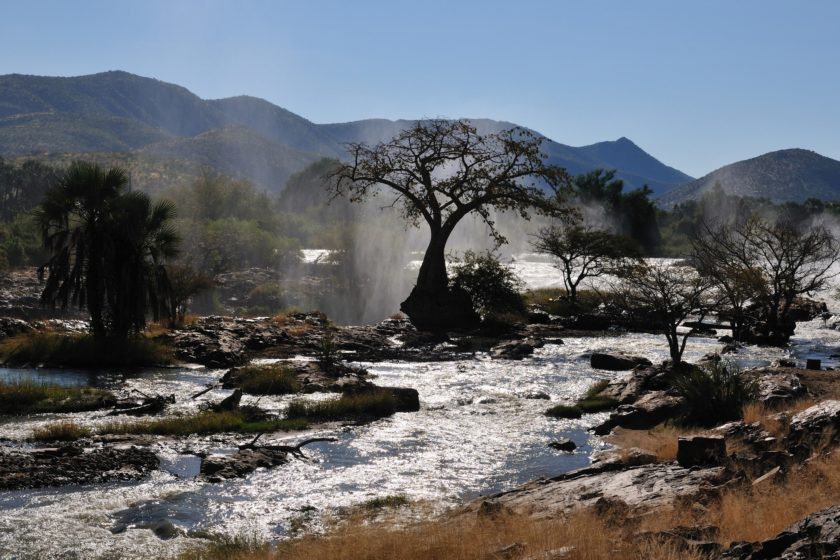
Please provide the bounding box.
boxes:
[36,161,180,340]
[105,192,179,338]
[35,162,126,339]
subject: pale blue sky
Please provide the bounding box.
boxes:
[1,0,837,177]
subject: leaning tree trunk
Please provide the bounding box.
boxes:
[400,227,479,332]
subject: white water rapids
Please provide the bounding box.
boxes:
[0,255,839,559]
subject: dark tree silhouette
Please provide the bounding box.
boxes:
[35,161,179,339]
[332,119,570,329]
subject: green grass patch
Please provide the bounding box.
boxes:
[575,396,618,413]
[0,380,115,415]
[230,364,301,395]
[99,410,308,436]
[286,390,397,422]
[544,404,582,419]
[0,333,174,368]
[32,420,92,441]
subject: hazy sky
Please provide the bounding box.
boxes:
[1,0,837,177]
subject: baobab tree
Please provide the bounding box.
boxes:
[332,119,570,329]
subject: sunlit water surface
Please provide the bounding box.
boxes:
[1,256,839,559]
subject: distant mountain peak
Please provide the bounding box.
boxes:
[657,148,840,206]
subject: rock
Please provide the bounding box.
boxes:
[749,369,807,407]
[722,505,840,559]
[0,446,158,490]
[619,448,658,467]
[786,400,840,453]
[379,386,421,412]
[718,335,734,343]
[807,358,822,370]
[490,338,544,360]
[548,438,577,452]
[596,391,684,433]
[200,448,288,481]
[520,391,550,400]
[212,388,242,411]
[677,435,727,467]
[496,542,525,559]
[400,286,480,331]
[475,462,730,518]
[590,353,652,371]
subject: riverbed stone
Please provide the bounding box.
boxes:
[548,438,577,452]
[590,353,652,371]
[490,338,544,360]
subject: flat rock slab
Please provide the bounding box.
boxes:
[591,353,652,371]
[0,446,158,490]
[474,463,729,518]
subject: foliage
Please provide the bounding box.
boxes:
[568,169,661,254]
[544,404,582,419]
[449,250,526,319]
[285,390,397,421]
[672,360,758,427]
[35,161,179,338]
[0,333,174,368]
[166,262,214,324]
[532,218,639,301]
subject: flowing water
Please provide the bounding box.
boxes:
[1,256,838,559]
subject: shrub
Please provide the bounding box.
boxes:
[672,360,758,427]
[449,250,526,319]
[32,420,92,441]
[545,404,582,419]
[233,364,301,395]
[576,396,618,413]
[286,390,397,421]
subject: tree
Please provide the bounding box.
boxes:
[35,161,180,339]
[165,262,214,325]
[332,119,570,330]
[531,219,639,303]
[693,216,840,343]
[613,262,717,365]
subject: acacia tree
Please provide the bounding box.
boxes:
[332,119,570,329]
[693,216,840,343]
[531,219,639,303]
[614,263,718,366]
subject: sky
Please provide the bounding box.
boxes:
[0,0,837,178]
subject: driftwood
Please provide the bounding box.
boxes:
[191,383,219,399]
[239,433,339,459]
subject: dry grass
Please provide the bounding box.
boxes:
[605,425,701,462]
[99,411,308,436]
[179,509,705,560]
[286,390,397,422]
[638,448,840,545]
[32,420,92,441]
[741,398,817,438]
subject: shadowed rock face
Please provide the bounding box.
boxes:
[722,505,840,559]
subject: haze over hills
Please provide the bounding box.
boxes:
[0,70,694,194]
[658,149,840,207]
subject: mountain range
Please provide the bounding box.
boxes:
[0,71,692,194]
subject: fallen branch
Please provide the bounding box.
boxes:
[239,435,339,458]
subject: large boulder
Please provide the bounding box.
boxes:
[677,435,727,468]
[400,286,480,331]
[748,368,807,407]
[722,505,840,559]
[591,353,652,371]
[786,400,840,453]
[595,391,684,434]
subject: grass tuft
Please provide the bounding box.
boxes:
[286,391,397,422]
[232,364,301,395]
[544,404,582,419]
[99,411,308,436]
[32,420,92,441]
[0,333,174,368]
[0,380,115,415]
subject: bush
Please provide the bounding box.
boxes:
[286,390,397,421]
[545,404,582,419]
[246,283,287,315]
[449,250,526,319]
[672,360,757,427]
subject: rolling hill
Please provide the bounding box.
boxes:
[0,70,694,194]
[658,149,840,207]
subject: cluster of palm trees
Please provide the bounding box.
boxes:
[35,162,179,340]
